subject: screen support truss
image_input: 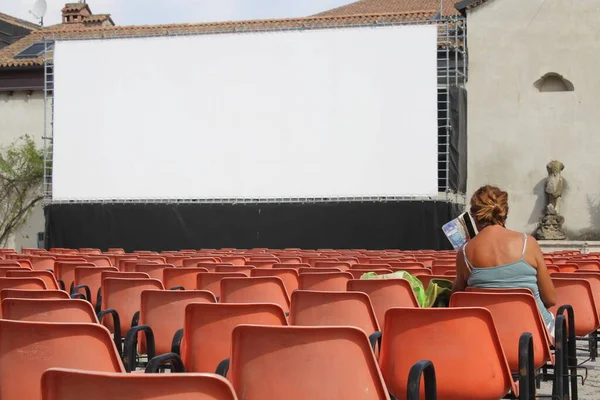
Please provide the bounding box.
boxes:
[43,17,466,205]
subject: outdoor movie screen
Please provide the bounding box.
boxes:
[52,24,438,201]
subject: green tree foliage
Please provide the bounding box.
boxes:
[0,135,43,247]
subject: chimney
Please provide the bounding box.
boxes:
[61,2,92,24]
[61,2,115,26]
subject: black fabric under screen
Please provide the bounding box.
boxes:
[449,85,467,193]
[45,201,461,252]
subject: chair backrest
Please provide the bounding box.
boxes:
[182,257,221,267]
[140,289,216,354]
[163,267,209,290]
[298,267,342,274]
[549,277,600,336]
[54,262,96,290]
[553,272,600,317]
[0,289,69,301]
[30,256,57,271]
[352,263,392,270]
[221,277,290,313]
[298,272,353,292]
[0,277,47,291]
[379,307,515,400]
[431,265,456,275]
[450,292,552,371]
[73,267,118,307]
[6,270,59,290]
[388,261,426,269]
[42,368,238,400]
[0,320,124,400]
[389,267,432,275]
[83,255,112,267]
[134,263,175,280]
[102,271,150,281]
[572,260,600,270]
[102,278,164,333]
[290,290,379,335]
[183,303,287,373]
[230,325,389,400]
[465,287,533,295]
[347,279,419,329]
[0,267,28,278]
[2,298,98,323]
[313,261,351,271]
[197,272,247,299]
[215,265,254,275]
[250,268,299,296]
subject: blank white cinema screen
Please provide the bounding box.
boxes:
[52,25,438,201]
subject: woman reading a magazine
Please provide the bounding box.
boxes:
[452,185,557,336]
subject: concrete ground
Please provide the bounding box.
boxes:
[539,346,600,399]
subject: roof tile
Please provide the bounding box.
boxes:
[315,0,462,17]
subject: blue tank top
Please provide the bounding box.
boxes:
[463,233,554,326]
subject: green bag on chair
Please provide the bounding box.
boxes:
[361,271,453,308]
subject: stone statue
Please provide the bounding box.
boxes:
[536,160,567,240]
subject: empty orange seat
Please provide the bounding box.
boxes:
[0,276,46,291]
[298,267,342,274]
[0,320,124,400]
[347,279,419,329]
[134,263,175,280]
[313,261,351,271]
[215,265,255,275]
[29,255,57,271]
[54,261,95,291]
[250,268,299,296]
[221,277,290,314]
[290,291,380,346]
[550,278,599,337]
[379,307,516,400]
[298,272,353,292]
[197,272,246,299]
[6,270,59,290]
[177,303,287,373]
[163,267,209,290]
[42,368,238,400]
[72,266,118,308]
[0,289,69,301]
[227,325,389,399]
[2,298,97,323]
[347,269,393,279]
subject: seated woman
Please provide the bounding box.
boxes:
[452,185,557,336]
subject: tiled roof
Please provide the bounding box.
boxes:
[0,12,41,31]
[315,0,463,17]
[0,10,438,68]
[62,3,89,13]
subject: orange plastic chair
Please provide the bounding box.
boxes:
[42,368,238,400]
[219,256,247,266]
[215,265,255,275]
[450,292,554,372]
[6,270,60,290]
[273,262,311,270]
[549,278,599,337]
[124,290,216,372]
[221,277,290,313]
[353,263,392,270]
[388,261,426,269]
[0,261,27,269]
[134,263,175,280]
[290,291,380,347]
[298,272,353,292]
[226,325,390,399]
[250,268,299,296]
[465,287,533,295]
[0,276,46,291]
[72,266,118,308]
[572,260,600,271]
[0,288,69,301]
[246,260,278,269]
[54,261,95,291]
[197,272,246,300]
[347,279,419,329]
[164,255,190,267]
[558,263,580,273]
[2,298,98,323]
[163,267,209,290]
[298,267,342,274]
[379,307,517,400]
[102,271,150,281]
[173,303,287,373]
[432,265,456,276]
[101,278,164,335]
[0,267,27,277]
[182,257,221,267]
[276,256,302,264]
[29,255,57,271]
[82,255,112,267]
[313,261,351,271]
[0,320,124,400]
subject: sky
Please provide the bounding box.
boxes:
[2,0,357,26]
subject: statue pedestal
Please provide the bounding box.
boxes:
[539,240,600,254]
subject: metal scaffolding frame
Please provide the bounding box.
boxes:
[43,17,467,205]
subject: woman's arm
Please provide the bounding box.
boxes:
[529,236,557,307]
[451,249,468,293]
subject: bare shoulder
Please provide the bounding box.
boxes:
[525,234,542,250]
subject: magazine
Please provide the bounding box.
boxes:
[442,212,478,250]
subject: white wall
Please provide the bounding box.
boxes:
[466,0,600,239]
[0,91,45,250]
